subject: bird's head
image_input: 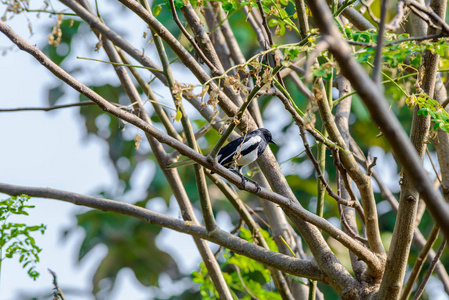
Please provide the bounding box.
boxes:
[259,128,276,145]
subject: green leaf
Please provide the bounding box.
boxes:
[313,69,326,77]
[153,4,162,16]
[222,1,234,11]
[174,0,185,8]
[268,18,278,27]
[436,45,445,56]
[417,108,430,116]
[285,47,300,60]
[434,122,443,130]
[262,5,270,13]
[174,107,182,122]
[275,23,286,37]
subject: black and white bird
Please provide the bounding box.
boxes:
[213,128,275,190]
[168,128,276,192]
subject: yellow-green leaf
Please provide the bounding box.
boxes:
[175,108,182,122]
[153,4,162,17]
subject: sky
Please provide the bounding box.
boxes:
[1,2,449,300]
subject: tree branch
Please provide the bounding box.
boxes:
[0,102,101,112]
[400,224,440,300]
[168,0,219,74]
[404,0,449,34]
[312,76,385,260]
[372,0,388,85]
[0,182,326,281]
[305,0,449,246]
[412,238,447,300]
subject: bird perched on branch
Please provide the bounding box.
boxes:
[168,128,276,192]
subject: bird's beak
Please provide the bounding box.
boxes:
[270,140,277,146]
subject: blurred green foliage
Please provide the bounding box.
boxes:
[192,228,283,299]
[69,209,179,293]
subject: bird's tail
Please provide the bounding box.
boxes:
[166,159,197,169]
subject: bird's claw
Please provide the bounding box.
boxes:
[254,182,261,194]
[234,169,260,193]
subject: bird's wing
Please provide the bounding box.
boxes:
[219,135,262,166]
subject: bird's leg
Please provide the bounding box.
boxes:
[238,170,247,190]
[245,177,261,194]
[230,168,246,189]
[232,168,261,194]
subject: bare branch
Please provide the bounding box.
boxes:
[0,102,100,112]
[372,0,388,85]
[338,203,368,245]
[404,0,449,34]
[312,76,384,259]
[305,0,449,245]
[48,269,66,300]
[360,0,380,24]
[0,182,325,281]
[117,50,183,142]
[412,238,447,300]
[400,225,440,300]
[293,0,309,39]
[328,0,375,30]
[299,126,365,215]
[168,0,219,74]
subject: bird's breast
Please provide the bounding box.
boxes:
[235,147,259,166]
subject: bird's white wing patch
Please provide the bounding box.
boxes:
[219,135,261,166]
[240,136,261,151]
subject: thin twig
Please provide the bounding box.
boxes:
[401,225,440,300]
[360,0,380,24]
[372,0,388,85]
[26,9,77,16]
[234,265,260,300]
[0,102,96,112]
[48,269,66,300]
[367,157,377,176]
[332,149,366,223]
[426,147,442,184]
[299,127,366,219]
[386,34,444,45]
[256,0,274,48]
[117,49,183,142]
[338,203,369,245]
[412,238,447,300]
[168,0,219,74]
[346,40,376,48]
